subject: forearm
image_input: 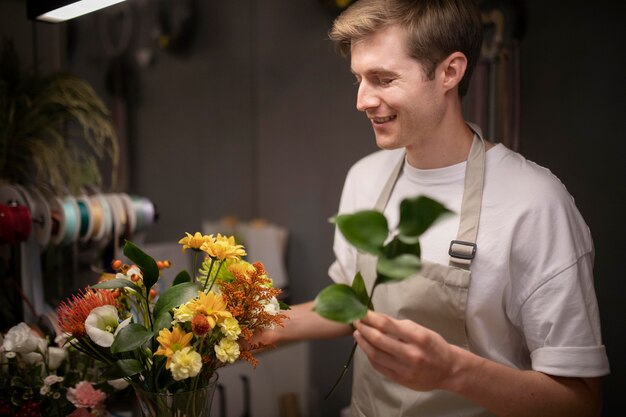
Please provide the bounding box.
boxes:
[262,301,352,345]
[444,346,602,417]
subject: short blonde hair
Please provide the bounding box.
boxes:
[329,0,483,97]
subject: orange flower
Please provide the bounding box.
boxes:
[154,326,193,369]
[58,289,118,338]
[191,314,210,337]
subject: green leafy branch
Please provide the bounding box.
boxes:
[313,195,451,398]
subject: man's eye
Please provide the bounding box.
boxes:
[379,78,393,86]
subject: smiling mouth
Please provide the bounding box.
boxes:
[370,115,397,124]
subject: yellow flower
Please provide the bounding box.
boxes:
[228,260,255,279]
[189,291,232,328]
[214,338,240,364]
[218,317,241,340]
[172,304,195,324]
[170,347,202,381]
[178,232,213,253]
[201,234,246,261]
[154,326,193,369]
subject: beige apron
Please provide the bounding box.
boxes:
[350,129,497,417]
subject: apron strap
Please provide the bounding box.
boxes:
[372,123,487,270]
[449,125,486,269]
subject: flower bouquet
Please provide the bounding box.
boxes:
[56,233,288,417]
[0,322,130,417]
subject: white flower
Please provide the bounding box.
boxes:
[170,347,202,381]
[48,346,67,370]
[2,322,44,353]
[22,351,44,365]
[172,304,195,324]
[214,338,240,364]
[263,296,281,316]
[218,317,241,341]
[85,305,131,347]
[5,351,16,359]
[44,374,64,385]
[107,378,129,390]
[40,385,50,395]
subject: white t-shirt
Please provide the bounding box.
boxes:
[329,143,610,377]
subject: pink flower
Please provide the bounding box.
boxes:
[67,381,106,409]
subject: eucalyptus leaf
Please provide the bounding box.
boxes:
[172,270,191,286]
[154,282,201,319]
[101,359,144,380]
[124,240,160,290]
[383,235,421,259]
[398,196,451,239]
[376,254,422,284]
[111,323,153,354]
[351,272,373,309]
[333,210,388,255]
[313,284,368,324]
[92,277,143,294]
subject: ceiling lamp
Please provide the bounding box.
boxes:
[27,0,127,23]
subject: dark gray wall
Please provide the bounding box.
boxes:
[2,0,624,415]
[519,1,625,414]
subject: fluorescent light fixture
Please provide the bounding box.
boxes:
[27,0,127,23]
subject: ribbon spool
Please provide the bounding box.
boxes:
[131,195,157,232]
[119,193,137,237]
[76,195,95,243]
[89,194,111,244]
[59,196,80,246]
[0,185,33,245]
[48,196,66,245]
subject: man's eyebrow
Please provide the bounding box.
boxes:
[351,67,398,76]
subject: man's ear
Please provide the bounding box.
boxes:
[439,52,468,92]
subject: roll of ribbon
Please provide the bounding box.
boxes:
[131,195,156,232]
[48,196,66,245]
[76,195,94,243]
[61,196,81,245]
[0,185,32,244]
[93,194,113,246]
[119,193,136,237]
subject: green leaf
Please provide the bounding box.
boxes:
[172,270,191,286]
[351,272,373,309]
[92,277,142,294]
[111,323,153,354]
[123,240,160,290]
[333,210,388,255]
[154,282,200,319]
[376,254,422,284]
[101,359,144,379]
[313,284,368,324]
[383,236,421,259]
[278,300,291,310]
[398,196,452,240]
[154,312,173,335]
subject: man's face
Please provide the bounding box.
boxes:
[350,24,443,150]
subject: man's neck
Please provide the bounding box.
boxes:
[405,117,475,170]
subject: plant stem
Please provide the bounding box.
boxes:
[202,259,216,291]
[207,260,224,293]
[324,341,358,400]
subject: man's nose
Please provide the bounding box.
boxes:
[356,82,379,112]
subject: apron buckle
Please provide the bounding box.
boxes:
[448,240,477,260]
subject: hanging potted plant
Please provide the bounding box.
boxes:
[0,38,118,193]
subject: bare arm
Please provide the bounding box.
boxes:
[257,301,352,346]
[354,311,602,417]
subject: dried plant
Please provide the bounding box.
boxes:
[0,38,118,193]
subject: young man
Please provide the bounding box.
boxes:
[261,0,610,415]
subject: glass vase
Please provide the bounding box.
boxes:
[134,374,218,417]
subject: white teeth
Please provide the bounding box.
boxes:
[372,115,396,123]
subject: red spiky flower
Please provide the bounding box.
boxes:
[57,288,118,338]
